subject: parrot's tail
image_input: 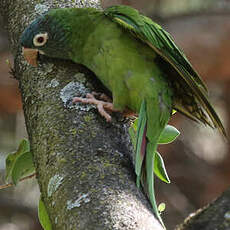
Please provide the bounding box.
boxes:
[135,100,147,189]
[135,99,169,228]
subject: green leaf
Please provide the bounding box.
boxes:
[11,151,35,185]
[5,154,16,182]
[172,109,177,115]
[158,125,180,144]
[154,151,170,183]
[5,139,30,181]
[38,198,52,230]
[129,123,180,147]
[5,139,35,185]
[158,203,166,213]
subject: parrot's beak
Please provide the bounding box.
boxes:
[22,47,38,67]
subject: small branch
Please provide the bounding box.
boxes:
[0,173,36,190]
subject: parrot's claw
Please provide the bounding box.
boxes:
[91,91,112,102]
[72,93,117,122]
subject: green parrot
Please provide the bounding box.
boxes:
[20,5,226,227]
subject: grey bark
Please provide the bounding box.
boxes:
[0,0,163,229]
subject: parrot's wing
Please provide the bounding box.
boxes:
[104,5,226,137]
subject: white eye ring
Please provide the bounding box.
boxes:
[33,33,48,47]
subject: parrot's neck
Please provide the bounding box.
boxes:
[65,8,104,64]
[63,8,123,92]
[45,8,103,63]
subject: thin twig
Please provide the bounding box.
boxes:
[0,173,36,190]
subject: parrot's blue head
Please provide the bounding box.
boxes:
[20,10,72,66]
[20,17,44,49]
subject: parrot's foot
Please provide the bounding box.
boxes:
[72,93,118,122]
[91,91,112,103]
[91,92,137,117]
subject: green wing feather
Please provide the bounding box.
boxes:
[104,5,226,137]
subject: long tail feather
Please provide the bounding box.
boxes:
[146,142,165,228]
[135,99,170,229]
[135,100,147,188]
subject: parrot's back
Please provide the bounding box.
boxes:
[51,8,171,114]
[52,7,224,136]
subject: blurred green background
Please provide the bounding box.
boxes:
[0,0,229,229]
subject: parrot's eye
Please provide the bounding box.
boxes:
[33,33,48,47]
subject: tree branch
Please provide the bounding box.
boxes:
[176,188,230,230]
[0,0,163,229]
